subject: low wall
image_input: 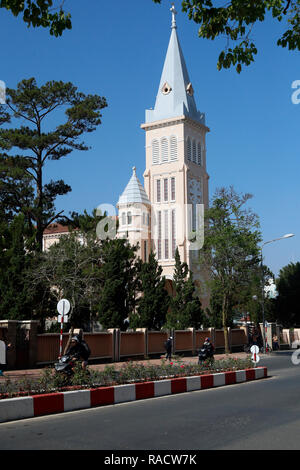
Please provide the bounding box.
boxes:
[0,320,283,369]
[35,327,248,365]
[37,332,114,364]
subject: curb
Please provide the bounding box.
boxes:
[0,367,267,423]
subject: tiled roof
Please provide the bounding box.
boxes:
[43,223,70,235]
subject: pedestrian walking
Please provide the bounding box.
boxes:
[164,336,172,361]
[272,334,279,351]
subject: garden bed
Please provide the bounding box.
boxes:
[0,359,268,424]
[0,356,255,400]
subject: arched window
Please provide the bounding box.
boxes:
[127,212,132,225]
[170,135,178,161]
[197,142,202,166]
[152,139,159,164]
[192,140,197,163]
[187,137,192,161]
[121,212,126,225]
[161,137,169,162]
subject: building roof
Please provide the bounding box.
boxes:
[117,167,151,207]
[43,223,70,235]
[145,4,204,125]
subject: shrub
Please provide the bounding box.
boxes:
[0,356,254,399]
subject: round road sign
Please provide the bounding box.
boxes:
[57,299,71,316]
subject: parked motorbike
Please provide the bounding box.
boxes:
[54,354,75,378]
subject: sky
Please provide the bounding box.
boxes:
[0,0,299,277]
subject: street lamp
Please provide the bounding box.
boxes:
[260,233,295,353]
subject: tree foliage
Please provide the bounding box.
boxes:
[97,239,139,330]
[153,0,300,72]
[130,251,170,330]
[273,262,300,326]
[0,213,55,321]
[200,186,261,351]
[28,229,103,328]
[0,78,107,251]
[0,0,72,36]
[166,248,203,329]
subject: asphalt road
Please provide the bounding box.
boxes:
[0,351,300,451]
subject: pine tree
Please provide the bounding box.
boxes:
[0,214,54,321]
[97,239,139,330]
[0,78,107,251]
[166,248,203,329]
[131,251,170,330]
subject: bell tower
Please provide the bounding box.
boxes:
[141,3,210,303]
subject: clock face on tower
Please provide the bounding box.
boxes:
[188,177,202,204]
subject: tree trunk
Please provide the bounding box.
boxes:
[36,157,43,252]
[222,293,230,354]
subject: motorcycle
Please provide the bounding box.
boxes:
[198,347,214,365]
[54,354,76,378]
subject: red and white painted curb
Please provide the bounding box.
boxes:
[0,367,267,423]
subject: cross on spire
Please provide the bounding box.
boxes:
[170,3,177,29]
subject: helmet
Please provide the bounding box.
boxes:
[71,335,80,342]
[205,337,210,342]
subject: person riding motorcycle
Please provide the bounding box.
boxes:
[66,335,91,370]
[199,337,215,363]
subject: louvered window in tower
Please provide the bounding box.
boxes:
[157,211,162,260]
[164,210,169,260]
[187,137,191,161]
[192,140,197,163]
[121,213,126,226]
[152,139,159,164]
[171,177,176,201]
[156,179,161,203]
[170,136,178,161]
[171,209,176,259]
[127,212,132,225]
[161,137,169,162]
[197,142,202,166]
[164,178,168,202]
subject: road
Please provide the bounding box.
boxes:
[0,351,300,450]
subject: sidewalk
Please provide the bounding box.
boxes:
[0,352,249,382]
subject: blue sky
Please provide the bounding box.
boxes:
[0,0,299,276]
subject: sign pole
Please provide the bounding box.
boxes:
[59,301,65,358]
[57,299,70,358]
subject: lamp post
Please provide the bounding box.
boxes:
[260,233,294,353]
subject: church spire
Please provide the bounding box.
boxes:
[145,4,204,124]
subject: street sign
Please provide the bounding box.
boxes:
[250,345,260,364]
[57,299,71,357]
[57,299,70,317]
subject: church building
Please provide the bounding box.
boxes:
[116,4,210,306]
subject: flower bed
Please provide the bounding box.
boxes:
[0,356,254,400]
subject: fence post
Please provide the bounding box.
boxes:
[0,320,18,369]
[188,328,196,355]
[228,327,232,352]
[27,320,39,368]
[108,328,120,363]
[136,328,148,358]
[209,327,216,348]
